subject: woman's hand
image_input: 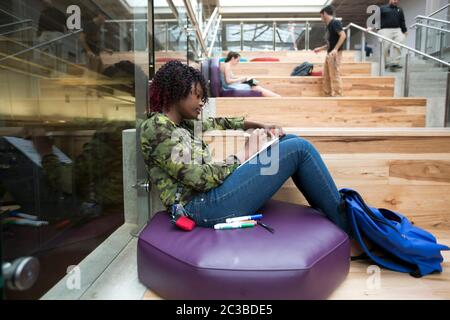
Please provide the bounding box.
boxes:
[247,128,268,156]
[263,124,286,138]
[235,129,268,163]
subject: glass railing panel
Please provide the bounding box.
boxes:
[222,22,241,52]
[274,23,305,51]
[308,22,327,52]
[406,54,450,127]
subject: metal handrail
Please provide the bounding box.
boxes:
[0,29,82,63]
[0,26,33,37]
[165,0,200,58]
[0,7,22,21]
[0,19,32,29]
[344,22,450,67]
[428,4,450,19]
[411,23,450,33]
[221,17,341,22]
[207,15,222,58]
[414,15,450,26]
[202,7,219,41]
[182,0,208,56]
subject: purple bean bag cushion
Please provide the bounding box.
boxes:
[209,57,262,98]
[137,200,350,300]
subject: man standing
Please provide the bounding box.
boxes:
[79,11,112,74]
[375,0,408,70]
[313,5,346,97]
[36,0,66,71]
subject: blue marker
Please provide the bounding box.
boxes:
[226,214,263,223]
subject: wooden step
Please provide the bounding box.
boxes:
[232,62,372,76]
[255,76,395,97]
[223,50,357,63]
[203,128,450,230]
[216,97,425,127]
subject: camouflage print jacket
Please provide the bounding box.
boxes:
[140,112,245,211]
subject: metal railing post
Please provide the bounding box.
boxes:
[165,22,169,51]
[273,21,276,51]
[240,22,244,51]
[379,40,384,75]
[446,71,450,127]
[305,21,310,50]
[346,27,351,50]
[361,31,366,61]
[403,51,410,97]
[439,28,445,60]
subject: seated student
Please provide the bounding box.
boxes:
[141,60,364,256]
[220,51,280,97]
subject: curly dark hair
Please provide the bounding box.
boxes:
[149,60,208,114]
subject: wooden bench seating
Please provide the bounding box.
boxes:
[254,76,395,97]
[232,62,372,77]
[223,50,357,63]
[215,97,425,127]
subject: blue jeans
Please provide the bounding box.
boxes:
[184,134,352,237]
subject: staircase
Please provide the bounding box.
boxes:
[208,51,450,230]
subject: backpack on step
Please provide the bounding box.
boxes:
[340,188,449,277]
[290,62,314,76]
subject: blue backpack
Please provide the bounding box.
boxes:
[340,188,449,277]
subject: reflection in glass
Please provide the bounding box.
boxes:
[0,0,148,299]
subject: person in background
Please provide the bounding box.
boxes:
[220,51,280,97]
[36,0,66,71]
[370,0,407,70]
[313,5,346,97]
[79,11,112,74]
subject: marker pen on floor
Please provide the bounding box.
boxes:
[226,214,263,223]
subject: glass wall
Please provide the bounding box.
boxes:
[275,23,306,51]
[221,20,326,52]
[0,0,148,299]
[154,0,191,71]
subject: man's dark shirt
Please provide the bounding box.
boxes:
[38,6,66,34]
[82,21,102,55]
[326,18,344,53]
[380,4,407,33]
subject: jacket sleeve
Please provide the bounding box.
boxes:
[201,116,246,131]
[400,9,407,33]
[141,118,240,192]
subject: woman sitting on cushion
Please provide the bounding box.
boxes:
[220,51,280,97]
[141,60,364,255]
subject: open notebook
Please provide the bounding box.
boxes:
[237,135,279,168]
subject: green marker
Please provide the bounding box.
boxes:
[214,221,256,230]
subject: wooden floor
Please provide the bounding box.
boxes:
[141,229,450,300]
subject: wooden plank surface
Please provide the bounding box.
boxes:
[254,76,395,97]
[222,50,357,63]
[233,62,372,76]
[216,97,426,127]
